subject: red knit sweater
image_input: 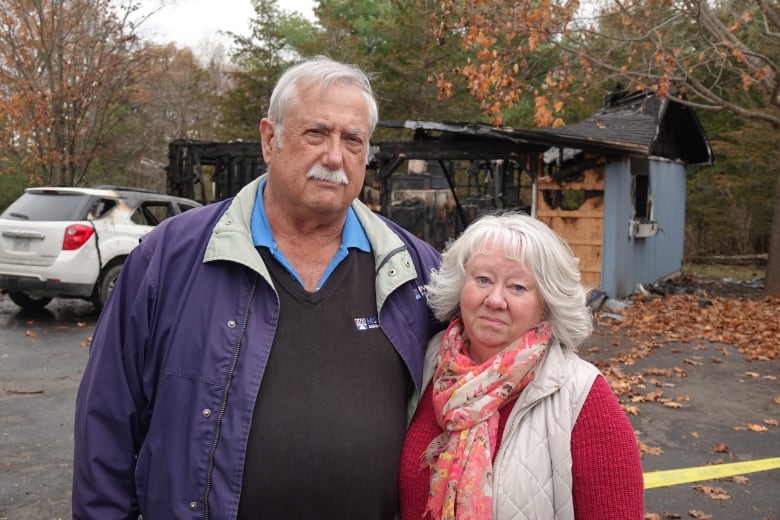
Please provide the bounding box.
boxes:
[398,375,644,519]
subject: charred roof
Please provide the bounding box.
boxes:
[511,89,714,165]
[380,90,713,166]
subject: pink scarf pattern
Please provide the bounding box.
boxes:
[423,318,551,520]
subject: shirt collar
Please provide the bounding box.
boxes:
[250,177,370,252]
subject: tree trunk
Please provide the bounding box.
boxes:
[765,173,780,296]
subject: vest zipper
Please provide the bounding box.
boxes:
[491,383,560,513]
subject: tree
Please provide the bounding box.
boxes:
[0,0,145,186]
[300,0,486,126]
[767,173,780,294]
[435,0,780,295]
[221,0,487,139]
[98,42,227,191]
[218,0,303,140]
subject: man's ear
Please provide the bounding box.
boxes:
[259,118,275,163]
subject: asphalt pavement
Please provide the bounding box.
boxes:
[585,326,779,519]
[0,293,778,519]
[1,295,94,520]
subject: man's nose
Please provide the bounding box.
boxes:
[322,135,344,169]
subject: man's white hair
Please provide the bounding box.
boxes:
[267,56,378,163]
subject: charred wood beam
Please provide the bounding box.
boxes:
[436,159,468,231]
[376,156,406,216]
[371,139,544,163]
[550,158,603,181]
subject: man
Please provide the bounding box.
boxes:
[73,56,441,519]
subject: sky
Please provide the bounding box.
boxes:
[138,0,315,51]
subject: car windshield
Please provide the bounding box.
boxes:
[1,192,91,221]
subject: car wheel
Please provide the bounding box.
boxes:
[8,292,53,310]
[93,263,123,312]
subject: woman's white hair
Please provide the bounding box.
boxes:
[267,55,378,159]
[427,211,594,350]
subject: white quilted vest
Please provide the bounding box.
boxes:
[415,333,600,520]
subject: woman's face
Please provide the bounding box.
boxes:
[459,242,545,363]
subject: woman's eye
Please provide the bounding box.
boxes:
[475,276,490,285]
[510,284,527,293]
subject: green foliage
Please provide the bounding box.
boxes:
[686,114,778,257]
[276,0,485,125]
[0,160,33,213]
[217,0,310,140]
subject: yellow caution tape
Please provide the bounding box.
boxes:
[643,457,780,489]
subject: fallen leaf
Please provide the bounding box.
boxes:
[712,442,729,453]
[688,510,713,519]
[645,368,673,376]
[693,485,730,501]
[639,440,663,456]
[747,423,768,432]
[691,431,700,438]
[623,404,641,415]
[664,401,683,409]
[25,330,37,337]
[764,418,778,427]
[744,371,760,378]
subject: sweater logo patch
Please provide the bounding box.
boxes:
[354,316,380,330]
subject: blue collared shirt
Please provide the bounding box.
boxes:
[250,178,370,290]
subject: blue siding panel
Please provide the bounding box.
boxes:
[600,158,686,298]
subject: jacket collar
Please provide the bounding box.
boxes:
[203,176,418,301]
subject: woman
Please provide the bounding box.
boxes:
[399,212,644,519]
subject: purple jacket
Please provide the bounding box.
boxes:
[72,178,441,519]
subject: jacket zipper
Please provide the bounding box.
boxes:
[202,275,258,519]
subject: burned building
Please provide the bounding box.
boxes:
[165,90,712,298]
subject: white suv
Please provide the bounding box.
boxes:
[0,186,201,311]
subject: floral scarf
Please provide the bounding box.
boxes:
[423,318,552,520]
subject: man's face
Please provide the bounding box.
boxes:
[260,82,370,220]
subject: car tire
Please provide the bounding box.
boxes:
[93,263,123,312]
[8,292,53,310]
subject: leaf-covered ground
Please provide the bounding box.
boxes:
[607,289,778,362]
[583,274,779,519]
